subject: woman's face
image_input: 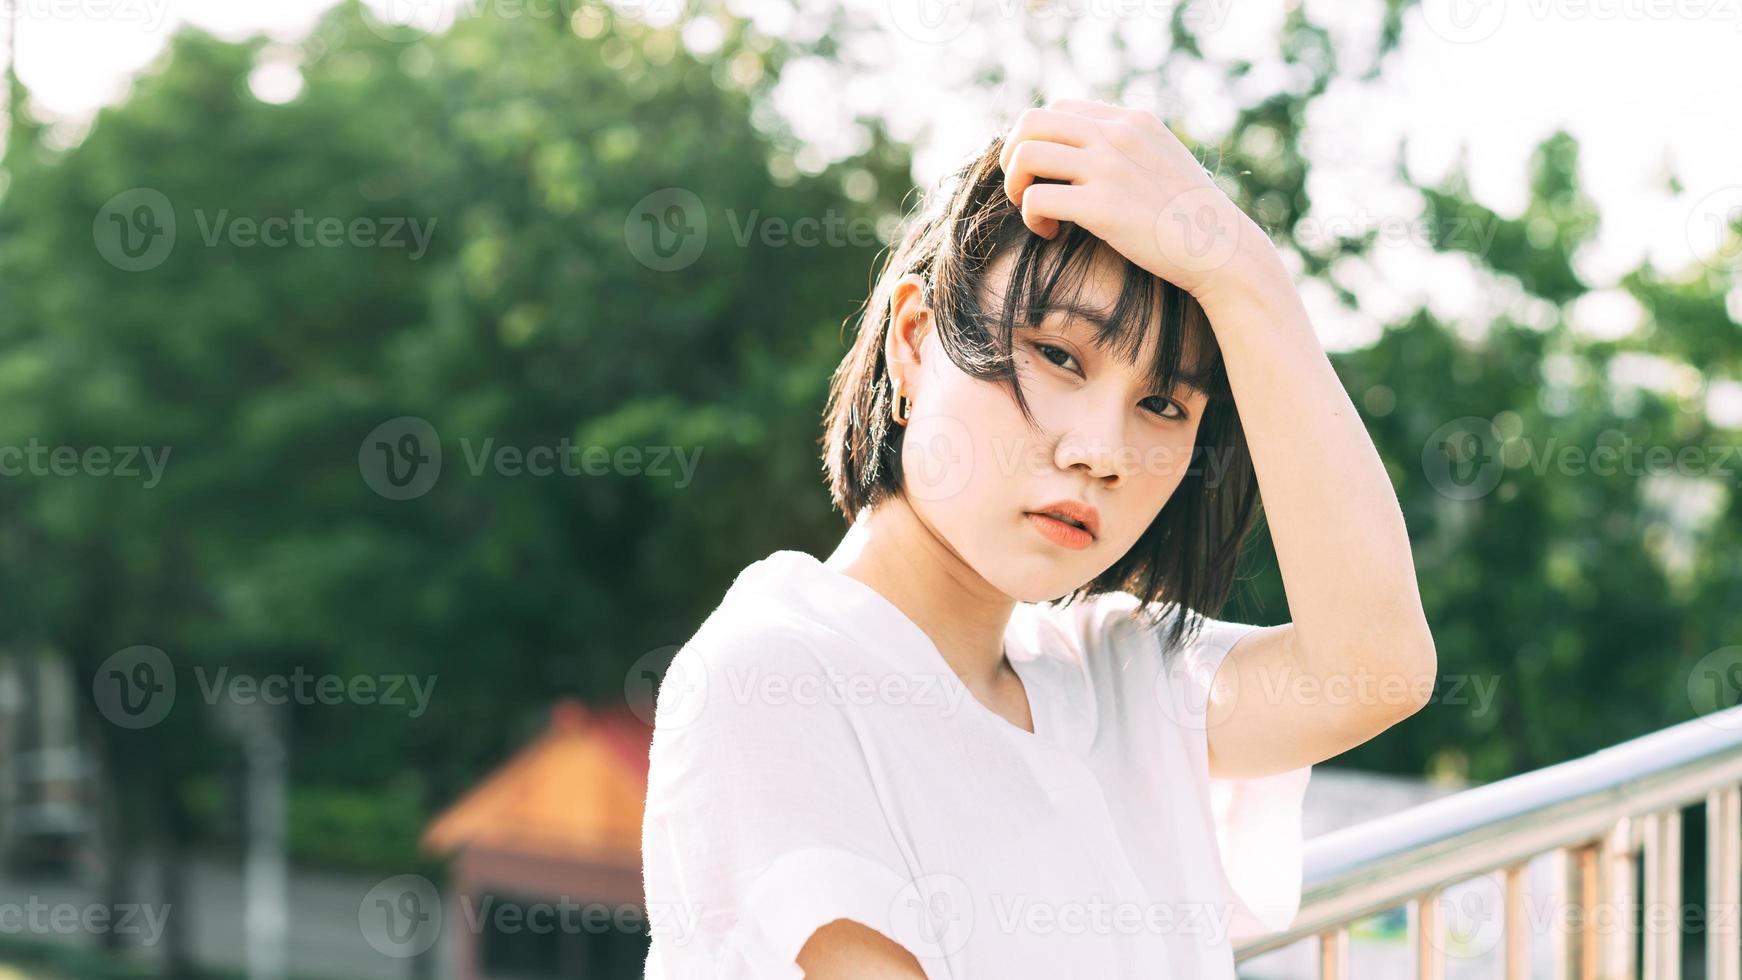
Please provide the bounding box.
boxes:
[888,246,1212,603]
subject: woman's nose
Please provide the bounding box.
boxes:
[1053,399,1131,487]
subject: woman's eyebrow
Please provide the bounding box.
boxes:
[1033,300,1114,333]
[1029,302,1215,397]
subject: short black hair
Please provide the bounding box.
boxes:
[820,130,1263,655]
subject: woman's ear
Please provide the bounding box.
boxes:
[884,273,933,399]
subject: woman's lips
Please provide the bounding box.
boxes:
[1024,512,1094,550]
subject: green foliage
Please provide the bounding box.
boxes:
[0,0,1738,956]
[0,936,161,979]
[0,0,902,879]
[284,780,428,873]
[0,934,368,980]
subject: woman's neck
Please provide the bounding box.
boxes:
[824,498,1018,693]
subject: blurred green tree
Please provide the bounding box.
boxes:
[0,0,1738,974]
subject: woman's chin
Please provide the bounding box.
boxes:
[978,560,1098,605]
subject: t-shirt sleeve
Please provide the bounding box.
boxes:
[1167,614,1314,945]
[640,620,952,980]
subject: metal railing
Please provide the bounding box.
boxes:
[1234,704,1742,979]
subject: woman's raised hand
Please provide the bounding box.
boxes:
[997,98,1277,310]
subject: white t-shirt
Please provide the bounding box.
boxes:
[641,548,1312,979]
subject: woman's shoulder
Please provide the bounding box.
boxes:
[680,578,850,674]
[1014,591,1261,711]
[654,551,874,715]
[1022,589,1258,659]
[1012,588,1170,660]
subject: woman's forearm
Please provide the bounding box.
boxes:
[1198,244,1438,712]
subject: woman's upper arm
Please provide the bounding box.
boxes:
[797,919,930,980]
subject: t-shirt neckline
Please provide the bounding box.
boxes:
[761,549,1052,746]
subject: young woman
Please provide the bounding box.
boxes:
[641,99,1437,979]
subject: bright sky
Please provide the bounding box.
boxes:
[2,0,1739,373]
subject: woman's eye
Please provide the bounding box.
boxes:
[1034,343,1077,372]
[1141,396,1188,421]
[1034,341,1188,421]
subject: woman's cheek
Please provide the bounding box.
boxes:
[1119,432,1193,507]
[899,369,1017,507]
[899,404,979,506]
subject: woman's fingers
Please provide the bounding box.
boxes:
[993,98,1248,288]
[1044,98,1190,176]
[1017,181,1088,240]
[996,106,1104,238]
[1002,140,1090,209]
[1043,98,1130,122]
[998,107,1100,172]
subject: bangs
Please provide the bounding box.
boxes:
[953,219,1226,432]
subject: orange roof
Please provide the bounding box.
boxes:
[421,699,654,864]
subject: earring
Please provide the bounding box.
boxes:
[891,382,912,426]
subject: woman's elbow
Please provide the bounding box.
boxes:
[797,918,930,980]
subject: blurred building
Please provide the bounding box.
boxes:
[422,699,652,980]
[0,652,97,879]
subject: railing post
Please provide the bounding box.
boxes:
[1317,926,1348,980]
[1556,843,1600,980]
[1598,816,1638,979]
[1642,808,1683,980]
[1412,888,1445,980]
[1505,861,1531,980]
[1708,785,1740,980]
